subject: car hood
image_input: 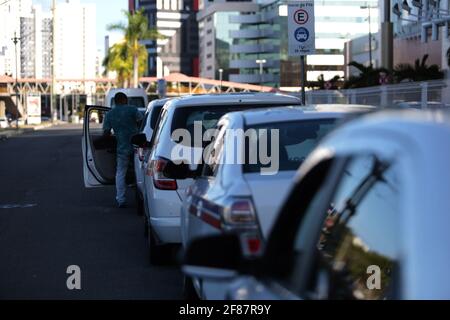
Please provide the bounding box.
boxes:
[244,171,296,239]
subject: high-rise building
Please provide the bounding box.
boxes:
[197,0,257,81]
[198,0,378,87]
[0,0,33,78]
[54,0,96,79]
[136,0,199,77]
[20,5,53,79]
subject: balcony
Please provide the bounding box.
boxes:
[229,73,278,84]
[229,14,262,24]
[230,59,280,69]
[229,29,278,39]
[230,43,279,54]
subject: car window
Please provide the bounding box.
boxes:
[202,125,226,177]
[139,112,149,132]
[244,119,337,173]
[150,105,164,129]
[171,104,297,147]
[151,108,169,149]
[310,154,401,300]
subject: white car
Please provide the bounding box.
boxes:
[142,93,302,264]
[132,98,171,216]
[174,105,374,299]
[183,109,450,300]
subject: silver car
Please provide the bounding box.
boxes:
[183,110,450,300]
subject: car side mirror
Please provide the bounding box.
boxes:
[131,133,147,148]
[163,161,199,180]
[182,234,244,280]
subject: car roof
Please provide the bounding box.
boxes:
[165,92,301,109]
[321,109,450,154]
[147,98,171,111]
[229,104,376,126]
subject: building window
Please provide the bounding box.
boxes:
[157,0,162,9]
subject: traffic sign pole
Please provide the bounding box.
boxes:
[288,1,315,106]
[300,56,306,105]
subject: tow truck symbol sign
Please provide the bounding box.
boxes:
[294,27,309,43]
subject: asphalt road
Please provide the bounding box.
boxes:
[0,124,182,299]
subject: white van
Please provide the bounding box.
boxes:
[105,88,148,109]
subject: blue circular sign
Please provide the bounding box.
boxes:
[294,27,309,43]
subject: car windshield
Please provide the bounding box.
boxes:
[244,118,337,173]
[171,104,298,146]
[111,97,146,109]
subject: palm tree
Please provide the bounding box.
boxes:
[394,54,444,82]
[103,40,148,87]
[344,61,390,89]
[107,9,165,88]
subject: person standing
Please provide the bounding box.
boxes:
[103,92,143,207]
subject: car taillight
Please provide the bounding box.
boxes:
[148,157,178,190]
[246,237,261,254]
[223,198,256,225]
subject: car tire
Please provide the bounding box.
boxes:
[147,225,168,265]
[183,276,200,300]
[135,189,144,216]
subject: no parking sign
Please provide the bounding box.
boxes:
[288,1,315,56]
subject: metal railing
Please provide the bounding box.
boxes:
[301,79,450,109]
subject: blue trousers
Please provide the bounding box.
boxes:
[116,153,131,204]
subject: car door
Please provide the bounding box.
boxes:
[82,105,117,188]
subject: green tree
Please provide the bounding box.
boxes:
[394,54,444,82]
[344,61,390,89]
[107,9,165,88]
[103,40,148,87]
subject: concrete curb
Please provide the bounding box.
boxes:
[0,122,55,140]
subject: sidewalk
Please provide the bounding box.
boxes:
[0,121,56,140]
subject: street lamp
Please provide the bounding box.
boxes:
[11,31,21,128]
[360,4,378,69]
[255,59,266,88]
[218,68,223,93]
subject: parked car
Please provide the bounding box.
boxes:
[182,109,450,300]
[106,88,148,109]
[136,93,302,264]
[133,98,171,216]
[174,105,374,299]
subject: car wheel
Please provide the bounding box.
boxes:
[135,189,144,216]
[147,226,168,265]
[183,276,200,300]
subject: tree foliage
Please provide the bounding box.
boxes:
[103,9,165,88]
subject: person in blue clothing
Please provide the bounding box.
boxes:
[103,92,143,208]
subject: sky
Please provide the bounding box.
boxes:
[35,0,127,53]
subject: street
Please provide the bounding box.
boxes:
[0,124,182,299]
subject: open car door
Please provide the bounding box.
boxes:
[82,105,117,188]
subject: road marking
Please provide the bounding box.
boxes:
[0,203,37,209]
